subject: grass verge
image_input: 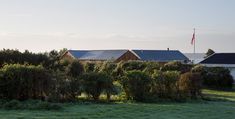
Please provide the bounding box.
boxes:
[0,89,234,119]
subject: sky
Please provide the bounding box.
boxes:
[0,0,235,53]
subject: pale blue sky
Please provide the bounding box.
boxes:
[0,0,235,53]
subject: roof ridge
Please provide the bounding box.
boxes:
[69,49,128,51]
[214,53,235,54]
[132,49,179,51]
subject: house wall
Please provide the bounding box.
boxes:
[60,52,76,63]
[115,50,140,62]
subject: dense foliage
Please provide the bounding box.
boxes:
[192,65,234,89]
[0,49,68,70]
[151,71,181,100]
[0,64,52,100]
[0,49,48,67]
[179,72,202,99]
[66,60,84,77]
[162,61,192,73]
[81,72,114,100]
[122,70,151,101]
[0,49,233,103]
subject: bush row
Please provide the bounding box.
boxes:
[192,65,234,89]
[0,64,52,100]
[122,70,202,102]
[0,60,233,102]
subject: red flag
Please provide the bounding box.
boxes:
[191,30,195,45]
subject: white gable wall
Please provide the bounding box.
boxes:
[229,68,235,81]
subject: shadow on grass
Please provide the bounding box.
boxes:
[202,89,235,102]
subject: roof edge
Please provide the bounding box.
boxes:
[129,50,141,59]
[199,53,216,64]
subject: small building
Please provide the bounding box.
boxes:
[131,50,189,63]
[200,53,235,80]
[61,49,189,63]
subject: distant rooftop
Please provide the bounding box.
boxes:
[132,50,189,62]
[67,49,190,62]
[68,50,128,60]
[200,53,235,64]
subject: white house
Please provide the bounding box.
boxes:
[200,53,235,81]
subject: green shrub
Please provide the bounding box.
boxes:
[49,71,81,102]
[192,66,234,89]
[203,67,234,89]
[143,62,161,74]
[99,62,119,100]
[178,72,202,99]
[99,62,117,74]
[84,62,96,72]
[81,72,114,100]
[67,60,84,77]
[0,64,53,100]
[112,62,125,79]
[0,49,49,68]
[122,70,151,101]
[191,65,206,73]
[162,61,192,73]
[151,71,180,99]
[121,61,147,71]
[56,79,81,101]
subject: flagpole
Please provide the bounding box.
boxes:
[193,28,196,64]
[193,28,196,55]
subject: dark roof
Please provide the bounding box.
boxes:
[200,53,235,64]
[68,50,128,60]
[68,50,88,58]
[132,50,189,62]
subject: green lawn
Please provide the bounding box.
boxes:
[0,89,234,119]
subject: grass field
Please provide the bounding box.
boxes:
[0,89,234,119]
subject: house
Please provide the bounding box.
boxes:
[200,53,235,80]
[131,50,189,63]
[61,49,189,63]
[60,50,138,62]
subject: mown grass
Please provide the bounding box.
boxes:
[203,89,235,101]
[0,89,234,119]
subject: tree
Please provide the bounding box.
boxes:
[81,72,114,101]
[67,60,84,78]
[205,49,215,58]
[0,49,49,68]
[99,62,118,100]
[122,70,151,101]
